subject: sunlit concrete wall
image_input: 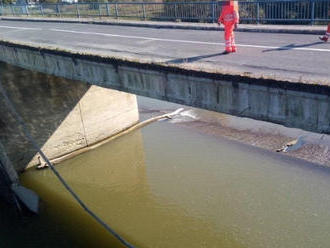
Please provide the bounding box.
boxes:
[0,62,139,172]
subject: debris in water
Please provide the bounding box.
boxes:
[276,135,307,152]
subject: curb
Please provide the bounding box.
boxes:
[0,17,325,35]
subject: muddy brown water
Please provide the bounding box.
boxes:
[2,97,330,248]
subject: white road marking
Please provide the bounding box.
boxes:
[51,28,330,53]
[0,25,41,30]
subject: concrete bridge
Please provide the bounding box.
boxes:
[0,19,329,209]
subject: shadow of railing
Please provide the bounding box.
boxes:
[262,41,325,52]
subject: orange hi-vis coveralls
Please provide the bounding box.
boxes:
[218,1,239,53]
[319,23,330,42]
[319,9,330,42]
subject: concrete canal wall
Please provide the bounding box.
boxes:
[0,62,139,173]
[0,40,328,135]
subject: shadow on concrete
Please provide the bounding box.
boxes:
[0,62,90,172]
[166,52,228,64]
[262,41,324,52]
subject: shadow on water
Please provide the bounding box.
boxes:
[262,41,324,52]
[0,200,85,248]
[166,52,228,64]
[0,190,128,248]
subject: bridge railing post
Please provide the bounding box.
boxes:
[106,3,110,17]
[40,4,44,16]
[256,1,260,24]
[76,3,80,18]
[174,3,177,20]
[211,1,215,23]
[97,3,102,18]
[142,3,146,20]
[310,0,315,25]
[115,3,119,19]
[56,4,61,17]
[10,4,14,16]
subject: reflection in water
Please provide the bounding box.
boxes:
[13,112,330,248]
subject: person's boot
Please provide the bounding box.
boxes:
[224,48,232,54]
[319,35,329,42]
[231,46,237,52]
[224,43,232,54]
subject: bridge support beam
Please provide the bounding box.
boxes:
[0,41,329,134]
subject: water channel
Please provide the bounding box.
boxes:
[2,96,330,248]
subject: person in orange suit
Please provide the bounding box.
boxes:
[319,23,329,42]
[218,0,239,54]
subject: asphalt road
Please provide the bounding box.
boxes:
[0,20,329,84]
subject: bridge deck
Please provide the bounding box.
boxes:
[0,19,329,85]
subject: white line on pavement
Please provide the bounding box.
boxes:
[0,25,41,30]
[51,28,330,53]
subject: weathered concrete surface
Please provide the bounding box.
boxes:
[0,62,139,172]
[0,40,328,134]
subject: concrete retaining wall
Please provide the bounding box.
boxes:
[0,40,329,134]
[0,62,139,172]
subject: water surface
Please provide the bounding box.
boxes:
[16,113,330,248]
